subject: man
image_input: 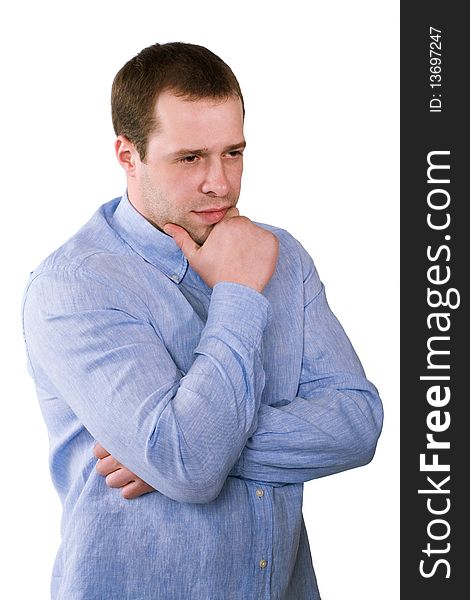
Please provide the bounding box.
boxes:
[22,42,383,599]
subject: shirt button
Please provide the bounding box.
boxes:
[169,274,179,282]
[259,559,268,569]
[255,488,264,498]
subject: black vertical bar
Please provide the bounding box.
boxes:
[401,3,466,598]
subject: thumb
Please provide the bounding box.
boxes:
[163,223,200,261]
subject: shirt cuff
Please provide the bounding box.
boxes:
[207,282,272,341]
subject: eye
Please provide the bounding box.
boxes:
[227,150,244,158]
[179,155,199,164]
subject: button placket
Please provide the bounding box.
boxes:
[250,482,273,599]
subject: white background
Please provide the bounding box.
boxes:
[1,1,399,598]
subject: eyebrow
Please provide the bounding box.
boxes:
[169,141,246,159]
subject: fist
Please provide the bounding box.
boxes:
[164,209,279,292]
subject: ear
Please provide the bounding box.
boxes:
[115,135,140,175]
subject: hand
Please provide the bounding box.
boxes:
[93,443,155,500]
[163,207,279,292]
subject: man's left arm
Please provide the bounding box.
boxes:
[227,235,383,484]
[230,285,383,485]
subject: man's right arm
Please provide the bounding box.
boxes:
[22,213,278,504]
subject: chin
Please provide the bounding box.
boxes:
[195,235,210,246]
[192,227,213,246]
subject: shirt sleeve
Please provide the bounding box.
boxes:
[229,240,384,485]
[22,266,270,504]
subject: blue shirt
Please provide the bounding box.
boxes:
[22,193,383,600]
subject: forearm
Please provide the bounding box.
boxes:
[230,375,383,485]
[117,283,270,502]
[23,272,270,504]
[230,273,384,486]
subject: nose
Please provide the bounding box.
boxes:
[201,158,229,197]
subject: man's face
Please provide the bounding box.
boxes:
[128,90,245,246]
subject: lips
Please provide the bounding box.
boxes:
[192,206,230,225]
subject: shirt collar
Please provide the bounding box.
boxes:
[111,191,188,284]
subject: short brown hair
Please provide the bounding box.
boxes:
[111,42,245,161]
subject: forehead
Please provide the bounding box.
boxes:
[152,90,244,147]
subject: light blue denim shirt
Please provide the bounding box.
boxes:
[22,193,383,600]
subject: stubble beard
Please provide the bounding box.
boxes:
[140,184,212,246]
[140,174,239,247]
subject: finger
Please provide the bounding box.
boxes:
[221,206,240,220]
[105,467,135,489]
[93,442,110,460]
[163,223,200,260]
[95,454,122,477]
[121,479,155,500]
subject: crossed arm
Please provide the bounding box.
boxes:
[25,211,382,504]
[92,218,383,500]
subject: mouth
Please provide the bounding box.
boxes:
[192,206,230,225]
